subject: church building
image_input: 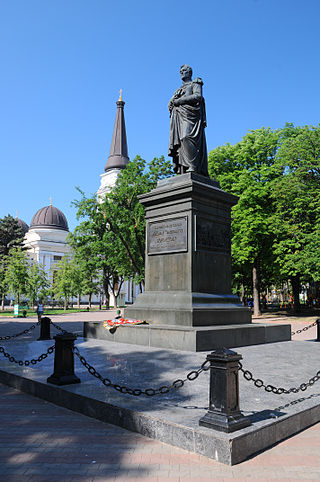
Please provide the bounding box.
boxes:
[97,91,141,306]
[23,204,70,271]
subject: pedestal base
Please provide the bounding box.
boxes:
[83,322,291,352]
[125,291,251,326]
[199,410,251,433]
[47,374,81,386]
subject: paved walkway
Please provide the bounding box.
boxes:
[1,382,320,481]
[0,312,320,480]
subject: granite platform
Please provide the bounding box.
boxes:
[0,336,319,465]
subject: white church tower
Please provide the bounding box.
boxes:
[97,90,129,201]
[97,92,140,306]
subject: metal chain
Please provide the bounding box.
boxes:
[73,346,210,396]
[0,320,41,341]
[239,361,320,395]
[0,344,55,366]
[50,321,70,334]
[291,320,317,336]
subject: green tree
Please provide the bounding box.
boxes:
[0,256,8,310]
[4,248,29,304]
[52,255,78,310]
[78,260,99,308]
[271,124,320,311]
[67,231,100,308]
[0,215,26,309]
[70,196,116,308]
[0,215,25,257]
[208,127,281,316]
[26,261,50,309]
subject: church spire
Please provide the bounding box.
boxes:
[104,91,129,171]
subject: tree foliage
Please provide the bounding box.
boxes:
[52,255,79,309]
[208,123,320,313]
[208,127,280,315]
[0,215,25,258]
[26,261,50,308]
[270,125,320,310]
[4,248,29,303]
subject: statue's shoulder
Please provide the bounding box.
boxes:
[193,77,203,86]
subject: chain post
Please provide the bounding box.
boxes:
[199,348,251,433]
[47,333,80,386]
[316,319,320,342]
[37,317,51,341]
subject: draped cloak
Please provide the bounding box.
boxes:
[168,78,209,177]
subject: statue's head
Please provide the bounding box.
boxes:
[180,64,192,81]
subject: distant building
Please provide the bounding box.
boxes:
[23,204,70,272]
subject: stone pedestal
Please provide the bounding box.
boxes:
[37,316,51,341]
[125,173,251,326]
[199,348,250,432]
[105,172,292,351]
[47,334,80,386]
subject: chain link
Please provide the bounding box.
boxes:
[50,321,70,335]
[73,346,210,396]
[0,320,41,341]
[239,361,320,395]
[0,344,55,366]
[291,320,317,336]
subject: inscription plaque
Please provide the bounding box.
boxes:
[147,217,188,255]
[196,216,230,253]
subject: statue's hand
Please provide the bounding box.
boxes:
[173,98,182,106]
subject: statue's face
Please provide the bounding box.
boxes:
[180,65,192,81]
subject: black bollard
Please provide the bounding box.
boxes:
[316,319,320,342]
[37,316,51,340]
[199,348,251,433]
[47,333,81,386]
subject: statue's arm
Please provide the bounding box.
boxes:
[174,80,203,107]
[168,88,183,112]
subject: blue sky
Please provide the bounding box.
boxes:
[1,0,319,231]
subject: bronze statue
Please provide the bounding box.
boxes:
[168,65,209,176]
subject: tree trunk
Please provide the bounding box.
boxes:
[252,259,261,316]
[64,297,67,311]
[102,268,110,310]
[291,275,301,313]
[105,291,110,310]
[240,283,245,306]
[89,293,92,308]
[77,294,81,309]
[1,294,4,311]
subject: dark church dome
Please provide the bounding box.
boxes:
[16,218,29,235]
[30,205,69,232]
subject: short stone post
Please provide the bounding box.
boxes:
[316,319,320,342]
[37,316,51,341]
[47,333,80,386]
[199,348,251,433]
